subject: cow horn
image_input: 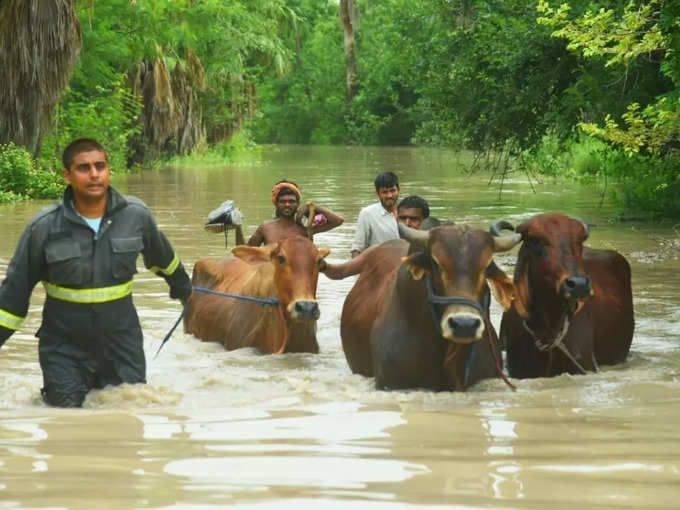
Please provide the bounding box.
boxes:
[398,222,429,247]
[493,232,522,252]
[490,220,515,236]
[571,216,590,239]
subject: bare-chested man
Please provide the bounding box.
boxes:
[247,180,344,246]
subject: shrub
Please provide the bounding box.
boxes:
[0,142,65,203]
[0,142,34,197]
[523,131,680,217]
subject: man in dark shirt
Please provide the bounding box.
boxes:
[0,138,192,407]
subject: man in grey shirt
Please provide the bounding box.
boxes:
[351,172,400,258]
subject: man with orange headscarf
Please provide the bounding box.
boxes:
[246,180,344,246]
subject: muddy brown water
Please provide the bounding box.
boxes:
[1,145,679,509]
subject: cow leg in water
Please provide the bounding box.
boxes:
[371,316,448,391]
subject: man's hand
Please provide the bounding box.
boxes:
[295,202,312,223]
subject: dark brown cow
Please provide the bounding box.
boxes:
[324,223,521,391]
[496,213,634,378]
[184,236,329,353]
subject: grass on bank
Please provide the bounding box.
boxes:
[522,132,680,219]
[164,130,262,168]
[0,131,262,204]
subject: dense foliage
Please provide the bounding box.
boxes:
[0,143,64,203]
[251,0,679,216]
[1,0,678,215]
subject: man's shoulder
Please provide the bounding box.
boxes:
[359,202,383,216]
[116,193,154,221]
[121,193,150,211]
[26,202,62,230]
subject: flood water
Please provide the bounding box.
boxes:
[1,145,679,509]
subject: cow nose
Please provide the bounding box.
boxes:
[293,300,320,320]
[446,315,483,341]
[561,275,592,299]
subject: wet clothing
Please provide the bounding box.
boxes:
[0,186,192,407]
[351,202,399,254]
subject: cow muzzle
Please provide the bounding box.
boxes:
[440,310,485,343]
[288,300,320,320]
[559,275,593,300]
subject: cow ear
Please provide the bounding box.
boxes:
[488,276,515,311]
[485,261,515,311]
[316,248,331,270]
[512,251,531,319]
[402,252,431,281]
[231,245,272,263]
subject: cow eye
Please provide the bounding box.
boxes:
[277,255,287,264]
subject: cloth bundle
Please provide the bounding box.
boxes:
[204,200,243,233]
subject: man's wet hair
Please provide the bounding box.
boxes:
[374,172,399,191]
[62,138,108,170]
[398,195,430,219]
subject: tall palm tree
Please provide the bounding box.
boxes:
[0,0,81,156]
[339,0,358,104]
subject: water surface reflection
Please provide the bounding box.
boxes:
[1,146,679,508]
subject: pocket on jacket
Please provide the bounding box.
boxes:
[45,240,84,286]
[111,236,143,279]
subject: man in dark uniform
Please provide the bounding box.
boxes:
[0,138,192,407]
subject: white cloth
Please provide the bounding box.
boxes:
[351,202,399,253]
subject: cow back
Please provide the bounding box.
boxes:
[583,247,634,365]
[184,256,281,350]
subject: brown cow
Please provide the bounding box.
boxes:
[184,236,329,353]
[324,223,521,391]
[495,213,634,378]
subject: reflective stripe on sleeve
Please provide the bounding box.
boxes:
[43,280,133,303]
[0,309,24,330]
[150,254,180,276]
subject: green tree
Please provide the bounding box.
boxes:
[0,0,81,155]
[537,0,680,155]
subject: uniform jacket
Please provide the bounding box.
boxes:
[0,187,192,368]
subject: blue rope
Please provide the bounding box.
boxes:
[154,286,280,359]
[154,304,186,359]
[192,286,279,306]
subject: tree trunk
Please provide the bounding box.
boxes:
[339,0,358,105]
[0,0,81,156]
[128,48,206,162]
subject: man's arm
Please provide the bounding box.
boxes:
[0,224,44,347]
[350,209,370,259]
[322,245,377,279]
[234,226,245,245]
[247,224,265,246]
[141,210,192,303]
[310,204,344,234]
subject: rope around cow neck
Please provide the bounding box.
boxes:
[521,309,591,376]
[154,286,281,359]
